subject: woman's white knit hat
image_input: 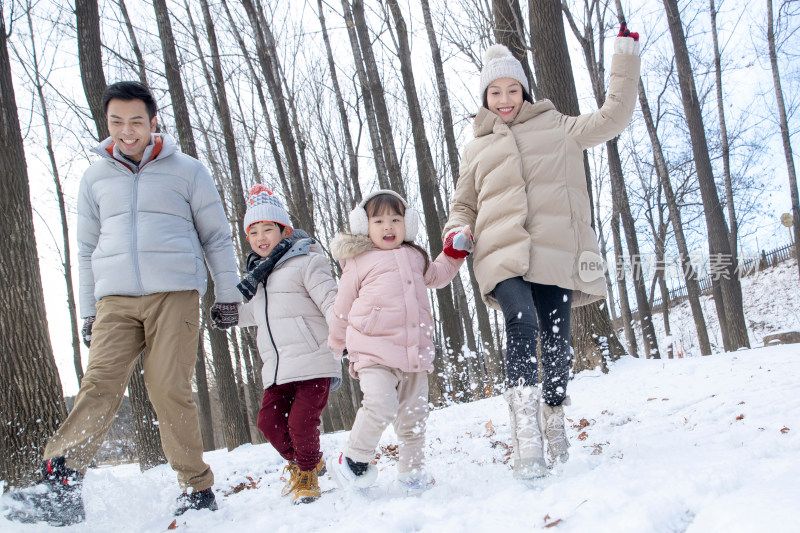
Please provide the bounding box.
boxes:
[479,44,529,96]
[243,184,292,232]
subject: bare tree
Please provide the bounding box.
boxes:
[562,0,660,358]
[493,0,537,98]
[386,0,471,402]
[0,5,67,488]
[153,0,250,449]
[13,3,83,384]
[195,331,216,451]
[75,0,108,141]
[767,0,800,280]
[529,0,627,371]
[662,0,750,350]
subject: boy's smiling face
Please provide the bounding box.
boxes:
[247,221,292,258]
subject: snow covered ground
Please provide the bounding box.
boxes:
[3,261,799,532]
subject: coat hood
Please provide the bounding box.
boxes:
[330,232,374,262]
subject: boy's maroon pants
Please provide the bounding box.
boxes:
[257,377,330,471]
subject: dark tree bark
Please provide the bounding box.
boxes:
[351,0,405,197]
[128,354,167,470]
[386,0,470,403]
[636,74,712,355]
[0,9,67,488]
[709,0,738,261]
[21,8,83,385]
[318,0,361,203]
[767,0,800,281]
[561,1,660,359]
[75,0,108,141]
[230,333,253,442]
[611,211,638,356]
[339,0,390,190]
[662,0,749,350]
[241,0,314,234]
[423,0,502,392]
[118,0,148,86]
[153,0,250,448]
[198,0,248,252]
[528,0,626,370]
[493,0,538,99]
[195,332,216,451]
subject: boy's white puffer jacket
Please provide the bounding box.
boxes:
[237,237,340,388]
[77,133,240,317]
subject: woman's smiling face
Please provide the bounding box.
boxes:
[486,78,524,123]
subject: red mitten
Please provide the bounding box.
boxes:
[617,21,639,41]
[443,229,471,259]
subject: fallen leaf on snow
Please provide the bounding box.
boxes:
[736,414,745,421]
[545,518,563,528]
[781,427,790,433]
[167,519,178,530]
[577,432,589,441]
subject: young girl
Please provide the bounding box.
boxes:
[236,185,340,504]
[327,190,471,493]
[442,24,641,478]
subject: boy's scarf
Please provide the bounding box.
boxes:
[236,239,294,301]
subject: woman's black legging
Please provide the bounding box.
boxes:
[493,277,572,406]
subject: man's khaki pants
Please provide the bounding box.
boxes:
[44,290,213,492]
[345,365,429,473]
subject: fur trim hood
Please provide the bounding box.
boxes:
[330,232,374,262]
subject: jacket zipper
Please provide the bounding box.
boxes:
[129,164,145,294]
[263,284,280,386]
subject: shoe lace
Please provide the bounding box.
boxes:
[544,412,568,452]
[295,471,316,491]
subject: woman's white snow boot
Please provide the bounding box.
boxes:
[504,385,547,479]
[541,398,570,463]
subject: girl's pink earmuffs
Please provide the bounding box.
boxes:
[348,189,419,241]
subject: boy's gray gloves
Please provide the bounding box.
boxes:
[211,303,239,329]
[81,316,95,348]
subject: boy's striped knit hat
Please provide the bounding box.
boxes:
[243,185,292,232]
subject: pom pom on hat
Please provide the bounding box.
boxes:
[244,185,292,232]
[478,44,529,97]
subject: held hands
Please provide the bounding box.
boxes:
[443,225,474,259]
[81,316,95,348]
[210,302,239,330]
[615,21,641,56]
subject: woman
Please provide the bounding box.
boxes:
[443,23,641,479]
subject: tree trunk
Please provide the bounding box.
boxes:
[198,0,248,252]
[493,0,538,98]
[636,73,712,355]
[709,0,738,261]
[561,2,659,358]
[318,0,361,203]
[611,211,637,356]
[339,0,390,190]
[202,280,250,449]
[0,11,68,488]
[128,353,167,470]
[195,333,216,451]
[230,332,253,442]
[662,0,749,350]
[118,0,148,86]
[75,0,108,141]
[23,8,84,385]
[767,0,800,281]
[386,0,470,402]
[239,329,264,444]
[241,0,314,234]
[351,0,405,197]
[529,0,627,368]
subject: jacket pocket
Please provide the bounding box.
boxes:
[295,316,319,351]
[362,307,382,334]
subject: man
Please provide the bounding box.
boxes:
[7,81,240,526]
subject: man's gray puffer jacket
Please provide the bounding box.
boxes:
[77,133,240,318]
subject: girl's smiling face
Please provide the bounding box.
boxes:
[368,209,405,250]
[486,78,524,123]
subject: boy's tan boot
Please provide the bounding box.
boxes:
[292,470,321,504]
[541,399,570,463]
[504,385,547,479]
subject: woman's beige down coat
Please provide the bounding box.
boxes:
[238,238,340,388]
[443,52,641,309]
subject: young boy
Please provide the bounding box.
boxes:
[236,185,340,504]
